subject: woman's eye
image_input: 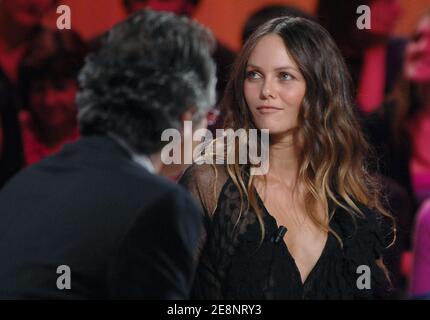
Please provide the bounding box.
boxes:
[246,71,261,80]
[280,72,294,81]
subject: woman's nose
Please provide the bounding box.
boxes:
[261,79,276,99]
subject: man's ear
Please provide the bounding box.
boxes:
[180,107,208,132]
[180,107,198,122]
[159,107,197,179]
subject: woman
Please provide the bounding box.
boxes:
[402,10,430,204]
[365,9,430,205]
[179,17,395,299]
[364,8,430,239]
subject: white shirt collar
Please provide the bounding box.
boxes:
[108,133,156,174]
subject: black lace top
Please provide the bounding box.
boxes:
[179,164,390,300]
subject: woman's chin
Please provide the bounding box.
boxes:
[267,126,297,136]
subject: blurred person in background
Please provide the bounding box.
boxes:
[396,11,430,297]
[318,0,404,114]
[362,8,430,295]
[18,29,88,166]
[402,9,430,205]
[365,9,430,208]
[0,0,57,188]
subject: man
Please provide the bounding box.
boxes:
[0,9,216,299]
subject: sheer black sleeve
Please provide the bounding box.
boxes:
[178,163,229,299]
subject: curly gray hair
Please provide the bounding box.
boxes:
[77,9,216,154]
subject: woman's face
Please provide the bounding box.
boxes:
[404,15,430,84]
[29,78,78,128]
[244,34,306,136]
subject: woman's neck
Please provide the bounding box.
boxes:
[265,133,300,188]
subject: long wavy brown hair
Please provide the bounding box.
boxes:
[213,17,396,258]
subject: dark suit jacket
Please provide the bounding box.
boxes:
[0,135,203,299]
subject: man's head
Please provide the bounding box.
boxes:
[76,9,216,155]
[122,0,200,16]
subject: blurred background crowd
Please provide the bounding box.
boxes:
[0,0,429,299]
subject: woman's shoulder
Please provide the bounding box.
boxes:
[178,163,230,216]
[332,202,388,252]
[334,204,393,275]
[333,202,384,228]
[180,163,226,184]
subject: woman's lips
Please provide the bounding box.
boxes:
[256,106,283,114]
